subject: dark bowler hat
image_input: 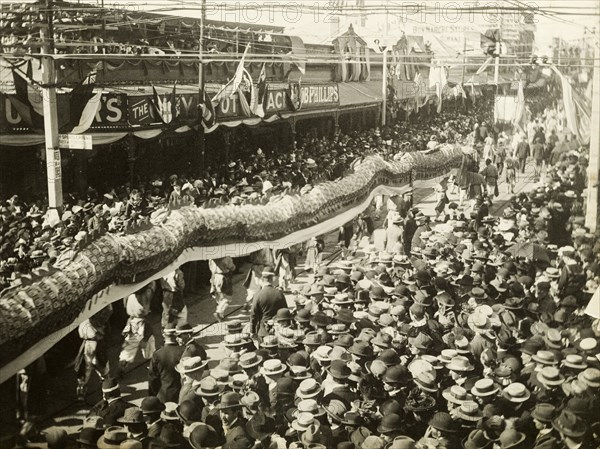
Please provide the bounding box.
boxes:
[141,396,165,415]
[428,412,457,433]
[377,413,403,434]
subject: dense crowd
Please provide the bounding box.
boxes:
[30,116,600,449]
[0,98,496,292]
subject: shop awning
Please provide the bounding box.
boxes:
[338,81,382,107]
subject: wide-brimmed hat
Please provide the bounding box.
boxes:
[501,383,530,403]
[531,403,556,423]
[327,323,349,335]
[160,402,179,421]
[239,352,263,370]
[404,392,436,412]
[76,428,103,447]
[216,391,242,410]
[175,356,208,375]
[188,424,221,449]
[291,412,317,432]
[224,333,253,348]
[328,359,352,379]
[471,379,499,397]
[414,372,437,393]
[96,426,128,449]
[335,309,356,324]
[468,313,492,334]
[296,378,322,399]
[349,341,374,359]
[447,356,475,372]
[552,410,587,438]
[442,385,473,404]
[562,354,587,370]
[428,412,456,433]
[577,367,600,387]
[295,399,326,418]
[496,429,526,449]
[195,376,225,397]
[544,328,563,349]
[246,412,276,441]
[312,345,333,363]
[260,359,287,376]
[438,349,458,364]
[461,429,492,449]
[537,367,565,387]
[532,350,559,365]
[117,407,145,425]
[456,402,483,422]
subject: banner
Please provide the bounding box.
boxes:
[494,95,520,123]
[550,65,591,145]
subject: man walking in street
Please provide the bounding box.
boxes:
[160,267,186,329]
[480,158,499,198]
[250,267,287,342]
[531,137,545,181]
[515,134,530,175]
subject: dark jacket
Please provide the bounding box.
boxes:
[250,285,287,337]
[148,343,185,403]
[88,397,134,426]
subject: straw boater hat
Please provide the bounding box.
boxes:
[175,357,208,375]
[471,379,499,397]
[260,359,287,376]
[501,383,531,403]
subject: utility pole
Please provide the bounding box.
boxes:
[198,0,206,173]
[381,48,388,126]
[461,37,467,84]
[41,0,63,218]
[585,14,599,231]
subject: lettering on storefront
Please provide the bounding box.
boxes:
[299,84,339,109]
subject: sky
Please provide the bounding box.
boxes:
[4,0,598,52]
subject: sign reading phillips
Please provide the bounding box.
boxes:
[299,83,340,109]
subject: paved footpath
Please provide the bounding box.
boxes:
[30,162,542,439]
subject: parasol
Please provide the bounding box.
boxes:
[505,242,550,263]
[585,287,599,319]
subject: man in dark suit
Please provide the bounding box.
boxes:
[148,327,184,403]
[217,392,248,446]
[87,377,134,426]
[250,267,287,340]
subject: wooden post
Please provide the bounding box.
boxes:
[585,10,599,231]
[40,0,63,222]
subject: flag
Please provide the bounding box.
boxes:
[201,90,216,129]
[414,71,422,113]
[513,80,526,130]
[211,43,250,106]
[62,71,97,133]
[285,79,302,112]
[429,65,447,113]
[254,62,268,118]
[151,82,178,124]
[550,65,591,145]
[10,68,44,132]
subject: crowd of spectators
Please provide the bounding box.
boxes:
[28,102,600,449]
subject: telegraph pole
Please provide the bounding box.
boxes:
[381,48,388,127]
[41,0,63,217]
[585,15,599,231]
[198,0,206,173]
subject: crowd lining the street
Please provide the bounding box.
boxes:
[7,86,599,449]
